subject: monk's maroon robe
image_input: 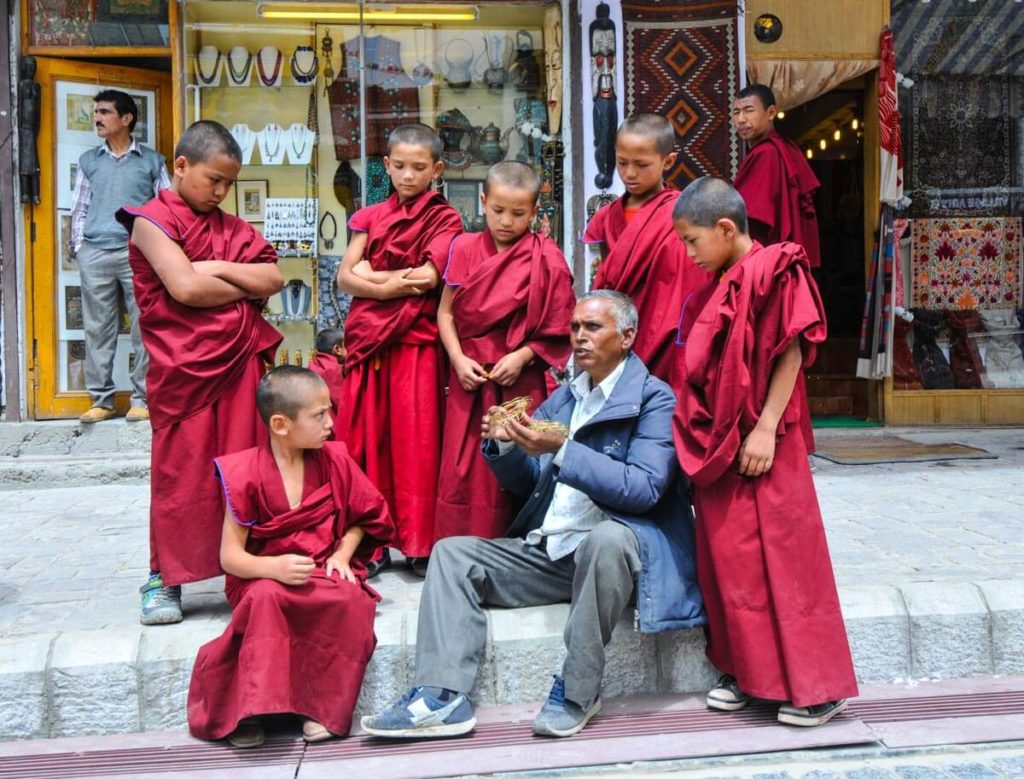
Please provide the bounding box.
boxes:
[117,190,282,585]
[673,241,857,707]
[187,441,393,740]
[340,191,463,557]
[733,131,822,268]
[308,352,345,441]
[585,189,709,381]
[436,231,574,540]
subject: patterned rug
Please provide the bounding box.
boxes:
[621,0,740,188]
[911,217,1022,309]
[906,75,1017,217]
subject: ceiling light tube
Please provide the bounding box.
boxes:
[258,4,478,21]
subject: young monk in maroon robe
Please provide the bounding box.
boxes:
[732,84,821,268]
[308,327,346,440]
[116,121,284,626]
[436,161,575,541]
[337,124,463,576]
[187,366,394,748]
[584,114,709,382]
[671,177,857,728]
[732,84,820,453]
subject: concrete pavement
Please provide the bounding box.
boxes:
[0,423,1022,740]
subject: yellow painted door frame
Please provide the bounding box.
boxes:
[24,59,172,419]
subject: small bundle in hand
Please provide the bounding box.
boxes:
[488,396,569,438]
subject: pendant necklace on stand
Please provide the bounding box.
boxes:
[291,46,318,84]
[288,123,313,165]
[195,45,222,86]
[321,29,335,88]
[230,123,256,164]
[319,212,337,251]
[226,47,253,86]
[410,28,433,86]
[260,123,284,164]
[256,46,283,87]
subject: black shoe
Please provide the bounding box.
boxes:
[778,699,848,727]
[365,549,392,580]
[408,556,430,578]
[706,674,750,712]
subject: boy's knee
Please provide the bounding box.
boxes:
[428,536,486,574]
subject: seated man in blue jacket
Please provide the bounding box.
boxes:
[362,290,704,740]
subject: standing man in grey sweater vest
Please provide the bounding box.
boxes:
[70,89,170,423]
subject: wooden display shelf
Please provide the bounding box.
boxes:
[884,378,1024,425]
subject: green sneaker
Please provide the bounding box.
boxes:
[139,574,182,625]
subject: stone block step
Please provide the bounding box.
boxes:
[2,577,1022,741]
[0,454,150,490]
[0,420,151,458]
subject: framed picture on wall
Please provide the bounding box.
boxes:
[236,180,268,222]
[56,211,77,272]
[444,180,484,230]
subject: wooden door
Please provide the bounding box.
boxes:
[24,58,172,419]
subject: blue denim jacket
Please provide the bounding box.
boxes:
[484,352,706,633]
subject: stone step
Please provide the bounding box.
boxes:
[2,577,1022,741]
[0,454,150,490]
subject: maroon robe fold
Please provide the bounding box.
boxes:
[308,352,345,440]
[436,231,575,540]
[586,189,710,381]
[187,441,394,740]
[117,190,282,585]
[733,131,822,268]
[340,191,463,557]
[673,241,857,707]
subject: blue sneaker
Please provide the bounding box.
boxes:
[360,687,476,738]
[139,574,182,626]
[531,675,602,737]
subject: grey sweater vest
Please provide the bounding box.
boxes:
[79,145,166,250]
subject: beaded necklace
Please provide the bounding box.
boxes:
[256,47,283,87]
[195,46,222,86]
[226,47,253,86]
[291,46,318,84]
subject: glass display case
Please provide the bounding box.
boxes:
[181,0,565,364]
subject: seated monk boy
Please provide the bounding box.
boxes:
[187,366,394,748]
[671,177,858,727]
[435,161,576,541]
[584,113,708,381]
[337,123,463,578]
[116,121,285,625]
[308,327,346,439]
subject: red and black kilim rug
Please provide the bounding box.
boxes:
[622,0,740,189]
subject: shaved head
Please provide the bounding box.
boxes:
[484,160,541,202]
[617,113,676,156]
[673,176,749,233]
[174,120,242,164]
[256,366,327,424]
[387,123,442,162]
[315,328,345,353]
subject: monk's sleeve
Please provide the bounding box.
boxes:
[420,207,464,272]
[582,206,608,245]
[347,204,376,234]
[558,381,678,514]
[735,149,782,234]
[765,261,827,366]
[523,267,575,370]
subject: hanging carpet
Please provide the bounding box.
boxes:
[621,0,740,188]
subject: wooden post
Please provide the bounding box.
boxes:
[0,0,23,420]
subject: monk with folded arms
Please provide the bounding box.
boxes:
[337,123,463,578]
[187,366,394,747]
[435,161,576,541]
[584,113,708,381]
[671,176,857,728]
[117,120,285,625]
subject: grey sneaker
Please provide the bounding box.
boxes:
[139,574,182,625]
[778,699,848,727]
[361,686,476,738]
[706,674,750,711]
[532,675,602,738]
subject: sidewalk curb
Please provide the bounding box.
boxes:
[3,578,1023,741]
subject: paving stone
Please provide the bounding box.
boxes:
[138,622,223,732]
[901,582,993,678]
[944,764,1001,779]
[0,633,54,739]
[976,580,1024,675]
[847,769,899,779]
[992,756,1024,775]
[802,771,845,779]
[839,585,910,683]
[894,767,952,779]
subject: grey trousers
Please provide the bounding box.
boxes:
[413,520,641,709]
[76,242,148,408]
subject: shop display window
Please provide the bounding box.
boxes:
[182,0,565,360]
[26,0,170,49]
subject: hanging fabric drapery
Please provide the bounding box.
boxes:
[746,59,878,112]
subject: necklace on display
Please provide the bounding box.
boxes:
[291,46,318,84]
[256,46,283,87]
[226,47,253,86]
[319,212,337,251]
[321,29,335,85]
[287,123,313,164]
[230,123,256,164]
[260,123,285,164]
[195,45,222,86]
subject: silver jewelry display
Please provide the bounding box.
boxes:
[226,46,253,86]
[257,123,287,165]
[230,123,257,165]
[264,197,318,246]
[279,279,312,320]
[286,123,315,165]
[195,45,222,87]
[291,46,318,85]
